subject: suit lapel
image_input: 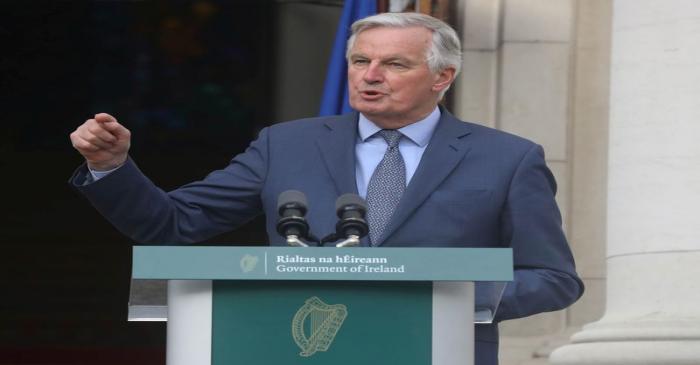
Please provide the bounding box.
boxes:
[376,111,473,246]
[316,113,360,195]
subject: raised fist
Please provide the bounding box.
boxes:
[70,113,131,171]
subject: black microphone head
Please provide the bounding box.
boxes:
[276,190,310,240]
[335,193,367,217]
[277,190,308,216]
[335,193,369,239]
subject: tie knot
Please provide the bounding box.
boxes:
[378,129,402,148]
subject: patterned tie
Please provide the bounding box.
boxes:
[366,129,406,245]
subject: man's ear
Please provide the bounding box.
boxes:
[432,67,456,93]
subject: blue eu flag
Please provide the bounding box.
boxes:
[318,0,377,116]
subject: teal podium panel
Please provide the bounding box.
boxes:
[212,281,432,365]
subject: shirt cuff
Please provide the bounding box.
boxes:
[89,165,122,181]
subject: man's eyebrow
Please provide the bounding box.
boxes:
[384,56,412,62]
[383,56,421,65]
[349,54,416,63]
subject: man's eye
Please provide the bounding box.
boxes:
[353,59,369,65]
[389,62,406,69]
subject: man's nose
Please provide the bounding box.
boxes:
[363,62,384,84]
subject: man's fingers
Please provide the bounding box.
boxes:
[71,135,102,152]
[87,121,117,143]
[73,120,115,149]
[84,133,115,150]
[94,113,131,138]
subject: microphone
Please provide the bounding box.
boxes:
[334,193,369,247]
[276,190,312,247]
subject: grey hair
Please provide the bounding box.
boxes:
[346,12,462,97]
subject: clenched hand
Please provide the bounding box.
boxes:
[70,113,131,171]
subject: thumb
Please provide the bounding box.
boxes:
[94,113,130,138]
[94,113,117,124]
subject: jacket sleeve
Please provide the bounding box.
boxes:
[69,127,271,244]
[494,144,584,322]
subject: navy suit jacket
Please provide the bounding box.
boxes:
[72,109,583,364]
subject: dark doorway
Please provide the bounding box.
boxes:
[0,1,342,363]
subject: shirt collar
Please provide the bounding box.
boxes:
[357,106,441,147]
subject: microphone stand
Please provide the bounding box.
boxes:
[335,235,360,248]
[286,234,311,247]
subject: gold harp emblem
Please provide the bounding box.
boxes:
[291,296,348,357]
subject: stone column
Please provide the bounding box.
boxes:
[550,0,700,363]
[452,0,501,127]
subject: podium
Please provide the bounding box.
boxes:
[128,246,512,365]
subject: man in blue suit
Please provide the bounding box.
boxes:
[70,12,583,365]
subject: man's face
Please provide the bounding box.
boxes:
[347,26,454,129]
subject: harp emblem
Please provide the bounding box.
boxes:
[291,296,348,357]
[239,254,258,273]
